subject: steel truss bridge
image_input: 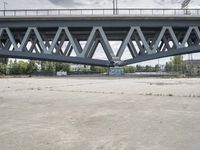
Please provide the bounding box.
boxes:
[0,8,200,67]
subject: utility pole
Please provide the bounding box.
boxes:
[116,0,118,15]
[181,0,193,75]
[112,0,118,15]
[3,1,8,16]
[112,0,115,15]
[181,0,191,15]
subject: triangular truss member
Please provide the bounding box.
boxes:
[0,38,11,51]
[43,30,70,56]
[160,36,172,52]
[121,46,135,60]
[81,27,116,61]
[49,27,82,57]
[16,32,29,52]
[108,41,122,56]
[181,26,200,48]
[1,25,200,66]
[0,28,18,51]
[0,27,52,53]
[92,42,109,60]
[28,38,41,54]
[86,39,99,58]
[21,28,48,53]
[152,26,180,52]
[117,27,155,59]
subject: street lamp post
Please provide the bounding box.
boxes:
[112,0,118,15]
[116,0,118,15]
[112,0,115,15]
[3,1,8,16]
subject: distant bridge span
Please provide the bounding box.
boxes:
[0,8,200,66]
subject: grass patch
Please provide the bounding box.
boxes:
[167,94,173,97]
[145,93,152,96]
[37,87,42,91]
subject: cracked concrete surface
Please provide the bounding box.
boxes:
[0,77,200,150]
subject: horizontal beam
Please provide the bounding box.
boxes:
[121,45,200,66]
[1,18,200,28]
[0,50,111,67]
[0,8,200,17]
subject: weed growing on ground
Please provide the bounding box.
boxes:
[37,87,42,91]
[167,94,173,97]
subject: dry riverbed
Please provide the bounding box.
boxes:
[0,77,200,150]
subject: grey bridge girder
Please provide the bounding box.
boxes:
[0,18,200,66]
[122,45,200,66]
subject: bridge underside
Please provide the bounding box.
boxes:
[0,17,200,66]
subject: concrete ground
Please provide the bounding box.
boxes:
[0,77,200,150]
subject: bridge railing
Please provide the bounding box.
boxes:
[0,8,200,17]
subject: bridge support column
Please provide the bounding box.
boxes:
[108,67,124,76]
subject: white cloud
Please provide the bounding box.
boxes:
[47,0,200,9]
[4,0,58,9]
[48,0,84,8]
[5,0,200,9]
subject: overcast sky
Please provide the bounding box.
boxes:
[3,0,200,9]
[4,0,200,66]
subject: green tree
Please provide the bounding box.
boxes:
[17,61,28,74]
[145,65,151,72]
[155,64,160,72]
[165,62,171,72]
[171,55,183,65]
[90,66,107,73]
[55,62,70,72]
[8,60,28,75]
[9,60,18,74]
[90,66,96,72]
[0,63,7,75]
[165,55,185,73]
[41,61,55,72]
[124,66,136,73]
[26,60,38,74]
[0,58,8,64]
[136,65,142,72]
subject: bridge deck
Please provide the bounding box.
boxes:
[0,8,200,18]
[0,15,200,20]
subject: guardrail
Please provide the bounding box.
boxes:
[0,8,200,17]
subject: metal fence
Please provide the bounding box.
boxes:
[0,8,200,17]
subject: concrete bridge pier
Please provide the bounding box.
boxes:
[108,67,124,76]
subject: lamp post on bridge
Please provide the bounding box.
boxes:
[181,0,191,15]
[3,1,8,16]
[112,0,118,15]
[112,0,115,15]
[116,0,118,15]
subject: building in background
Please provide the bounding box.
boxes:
[70,64,91,72]
[183,59,200,74]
